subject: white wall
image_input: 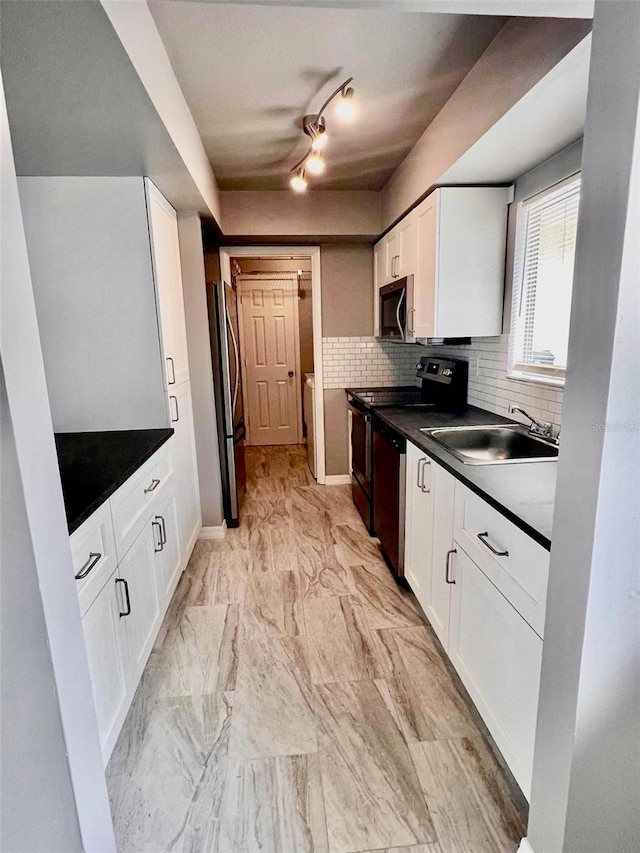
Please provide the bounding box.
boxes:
[526,2,640,849]
[1,81,116,852]
[177,213,224,529]
[18,176,167,432]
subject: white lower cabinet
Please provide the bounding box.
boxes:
[117,523,161,687]
[75,439,200,765]
[448,545,543,799]
[152,489,182,605]
[424,462,456,648]
[403,439,548,799]
[169,380,202,554]
[404,442,435,603]
[81,568,130,763]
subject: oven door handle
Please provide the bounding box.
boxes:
[364,413,372,482]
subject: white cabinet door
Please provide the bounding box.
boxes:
[448,545,543,799]
[404,442,434,607]
[168,382,202,558]
[146,180,190,388]
[424,462,456,649]
[397,212,417,280]
[81,569,130,764]
[152,489,182,607]
[373,240,385,337]
[385,228,400,282]
[413,194,438,339]
[118,525,161,686]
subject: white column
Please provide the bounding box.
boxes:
[525,2,640,851]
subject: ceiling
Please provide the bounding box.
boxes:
[149,2,507,190]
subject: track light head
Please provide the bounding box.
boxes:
[305,152,325,176]
[289,168,307,193]
[336,86,356,120]
[303,115,328,151]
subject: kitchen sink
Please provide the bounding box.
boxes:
[420,425,559,465]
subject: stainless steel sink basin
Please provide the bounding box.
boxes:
[420,425,559,465]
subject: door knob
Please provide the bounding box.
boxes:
[288,370,294,377]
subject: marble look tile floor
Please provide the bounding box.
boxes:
[107,444,525,853]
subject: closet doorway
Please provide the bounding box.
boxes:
[220,247,325,482]
[237,271,303,446]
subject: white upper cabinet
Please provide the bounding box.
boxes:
[146,180,190,388]
[373,241,385,337]
[374,186,509,340]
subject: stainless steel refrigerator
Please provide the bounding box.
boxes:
[207,280,246,527]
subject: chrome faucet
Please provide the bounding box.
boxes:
[509,406,556,441]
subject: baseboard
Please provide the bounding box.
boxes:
[324,474,352,486]
[198,522,227,540]
[517,839,534,853]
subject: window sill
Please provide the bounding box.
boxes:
[507,369,565,389]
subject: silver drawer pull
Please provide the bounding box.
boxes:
[446,548,457,584]
[144,478,160,494]
[477,531,509,557]
[75,552,101,580]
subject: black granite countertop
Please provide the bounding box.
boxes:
[55,429,174,534]
[373,405,557,550]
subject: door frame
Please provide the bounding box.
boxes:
[220,246,326,484]
[235,272,303,446]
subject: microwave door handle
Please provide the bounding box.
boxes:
[396,289,406,341]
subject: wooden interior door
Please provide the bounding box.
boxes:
[238,276,301,446]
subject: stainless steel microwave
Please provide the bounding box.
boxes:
[378,276,414,342]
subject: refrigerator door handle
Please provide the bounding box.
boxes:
[226,302,241,416]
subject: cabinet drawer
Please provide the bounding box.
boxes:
[110,443,173,562]
[448,546,542,798]
[453,483,549,637]
[71,502,118,617]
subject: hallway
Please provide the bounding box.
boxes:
[107,445,525,853]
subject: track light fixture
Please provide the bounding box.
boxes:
[289,77,356,190]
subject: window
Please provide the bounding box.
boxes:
[509,174,581,385]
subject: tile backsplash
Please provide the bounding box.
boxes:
[322,337,426,389]
[322,335,563,431]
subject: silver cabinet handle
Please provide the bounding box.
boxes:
[155,514,167,546]
[152,520,164,552]
[166,356,176,386]
[421,458,431,493]
[144,478,160,494]
[75,552,101,580]
[116,578,131,617]
[417,457,424,489]
[446,548,457,584]
[170,395,179,423]
[477,531,509,557]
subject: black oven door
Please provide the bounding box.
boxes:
[379,279,407,341]
[349,402,371,494]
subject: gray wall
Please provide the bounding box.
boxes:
[321,244,373,475]
[526,2,640,850]
[0,362,83,853]
[382,17,591,228]
[177,213,224,528]
[18,176,167,432]
[321,244,374,338]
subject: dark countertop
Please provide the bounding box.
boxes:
[55,429,174,534]
[373,405,556,550]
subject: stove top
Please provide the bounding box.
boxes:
[348,386,430,408]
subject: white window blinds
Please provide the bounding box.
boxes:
[509,174,581,384]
